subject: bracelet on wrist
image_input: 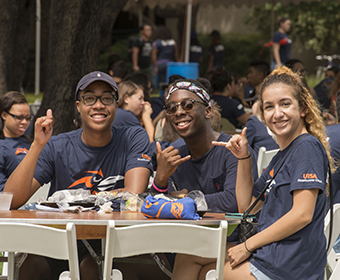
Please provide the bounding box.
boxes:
[152,180,168,193]
[237,154,251,160]
[244,240,254,254]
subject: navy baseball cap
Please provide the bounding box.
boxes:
[75,71,118,101]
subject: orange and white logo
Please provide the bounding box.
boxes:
[67,169,124,194]
[15,148,29,155]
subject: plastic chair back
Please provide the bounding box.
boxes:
[103,220,228,280]
[0,222,80,280]
[257,147,280,177]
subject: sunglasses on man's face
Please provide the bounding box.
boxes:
[164,99,207,115]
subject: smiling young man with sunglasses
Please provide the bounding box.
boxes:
[4,71,152,280]
[151,78,258,242]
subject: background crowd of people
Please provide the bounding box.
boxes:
[1,15,340,280]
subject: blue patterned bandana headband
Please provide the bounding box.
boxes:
[167,81,211,106]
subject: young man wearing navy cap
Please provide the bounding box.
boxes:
[5,71,152,280]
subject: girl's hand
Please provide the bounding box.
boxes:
[212,127,250,159]
[142,101,153,117]
[228,242,252,268]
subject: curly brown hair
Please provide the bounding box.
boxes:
[257,66,335,171]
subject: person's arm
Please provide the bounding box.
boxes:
[152,110,165,127]
[213,127,260,213]
[272,42,281,67]
[173,43,179,61]
[207,54,214,73]
[4,110,54,208]
[123,167,151,194]
[141,101,154,142]
[236,113,249,126]
[228,187,319,267]
[151,48,158,76]
[132,46,140,72]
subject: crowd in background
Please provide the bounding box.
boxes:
[1,16,340,280]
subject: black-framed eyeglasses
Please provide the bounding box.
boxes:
[164,99,207,115]
[6,111,33,122]
[81,94,116,106]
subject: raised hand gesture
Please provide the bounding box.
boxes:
[212,127,250,160]
[154,142,191,186]
[34,109,54,146]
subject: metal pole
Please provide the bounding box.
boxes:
[184,0,192,63]
[35,0,41,96]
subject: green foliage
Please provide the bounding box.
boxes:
[306,74,323,88]
[246,0,340,54]
[199,32,271,76]
[98,36,137,73]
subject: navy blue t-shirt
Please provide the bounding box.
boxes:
[272,31,291,64]
[326,124,340,204]
[150,97,165,120]
[34,126,153,196]
[112,108,141,127]
[154,133,258,212]
[153,39,176,63]
[251,134,327,280]
[208,43,224,68]
[189,43,203,63]
[244,83,255,99]
[150,133,258,242]
[0,137,31,191]
[211,95,246,128]
[245,116,279,160]
[314,77,334,110]
[132,37,152,69]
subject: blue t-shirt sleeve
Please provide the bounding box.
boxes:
[273,31,284,43]
[125,127,153,173]
[113,109,141,127]
[289,140,327,194]
[230,98,246,118]
[0,146,20,191]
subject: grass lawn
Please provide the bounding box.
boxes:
[24,92,43,104]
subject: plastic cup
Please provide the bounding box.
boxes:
[0,192,13,210]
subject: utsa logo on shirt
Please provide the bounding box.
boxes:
[264,168,276,199]
[138,153,151,162]
[67,169,124,194]
[297,173,322,184]
[15,148,29,155]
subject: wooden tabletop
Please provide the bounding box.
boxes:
[0,210,240,239]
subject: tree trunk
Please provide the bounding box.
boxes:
[37,0,128,135]
[0,0,33,95]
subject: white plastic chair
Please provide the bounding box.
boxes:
[324,204,340,280]
[257,147,280,177]
[0,222,80,280]
[103,220,228,280]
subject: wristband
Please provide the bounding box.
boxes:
[152,180,168,193]
[238,154,251,160]
[244,240,254,254]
